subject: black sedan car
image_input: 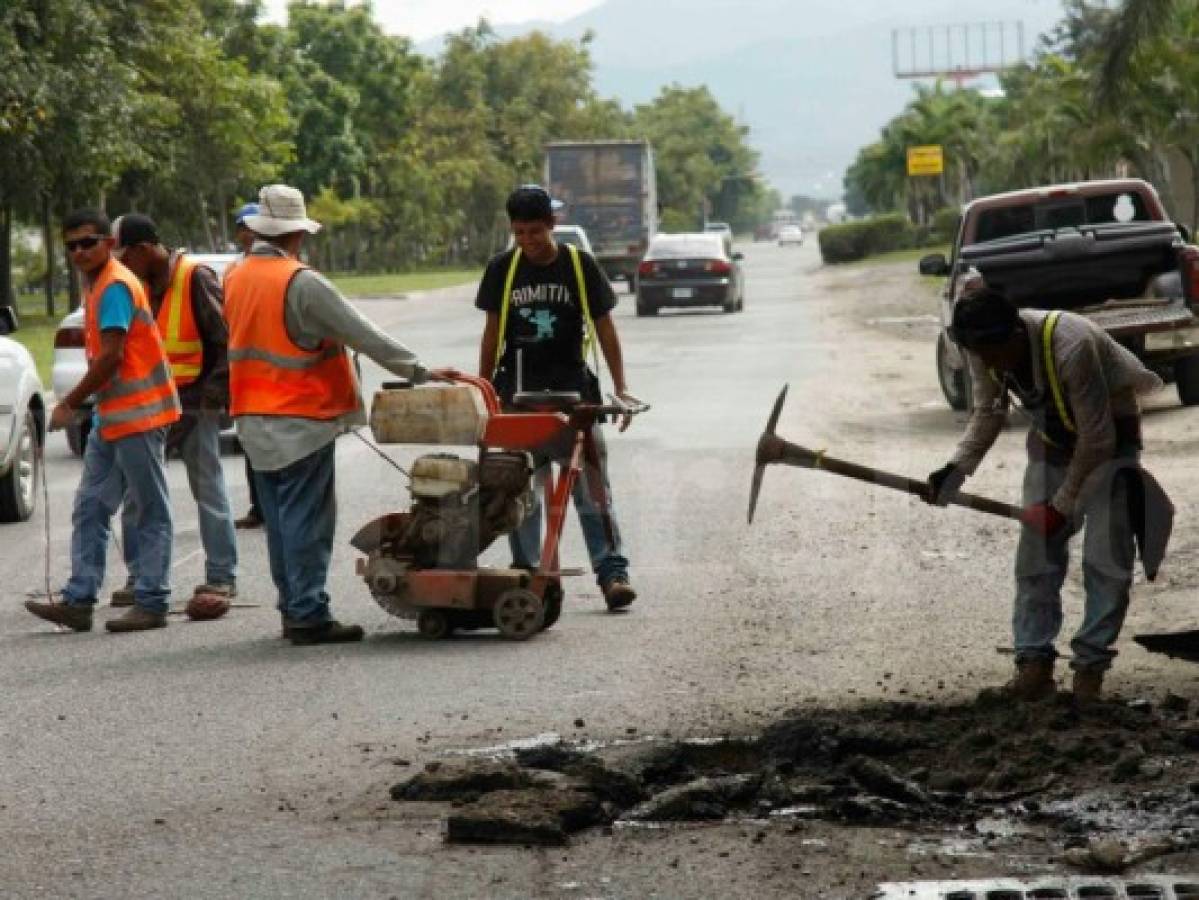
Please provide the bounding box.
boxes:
[634,233,745,316]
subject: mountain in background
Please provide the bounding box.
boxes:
[423,0,1066,199]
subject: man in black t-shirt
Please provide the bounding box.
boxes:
[475,185,639,611]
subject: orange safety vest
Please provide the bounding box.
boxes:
[85,257,182,441]
[155,254,203,386]
[224,255,358,419]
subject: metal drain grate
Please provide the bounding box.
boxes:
[873,877,1199,899]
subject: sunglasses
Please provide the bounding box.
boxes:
[64,235,106,253]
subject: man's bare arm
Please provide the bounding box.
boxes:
[479,312,500,379]
[50,330,125,431]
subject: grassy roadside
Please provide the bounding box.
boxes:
[329,268,481,298]
[840,244,950,268]
[8,294,69,385]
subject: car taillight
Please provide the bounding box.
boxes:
[638,260,657,276]
[706,259,732,275]
[54,327,85,349]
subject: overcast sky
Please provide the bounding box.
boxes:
[263,0,603,40]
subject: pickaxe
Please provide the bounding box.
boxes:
[746,385,1173,583]
[747,384,1022,526]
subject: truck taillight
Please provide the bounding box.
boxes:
[638,261,657,276]
[1181,246,1199,304]
[706,260,732,275]
[54,327,85,349]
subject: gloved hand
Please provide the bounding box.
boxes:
[1021,502,1068,537]
[925,462,966,506]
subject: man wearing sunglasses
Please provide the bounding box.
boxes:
[923,286,1162,704]
[106,213,238,612]
[25,209,180,633]
[476,185,640,612]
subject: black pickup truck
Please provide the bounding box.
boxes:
[920,178,1199,409]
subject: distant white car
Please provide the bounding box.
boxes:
[552,225,593,254]
[0,307,46,522]
[52,252,238,456]
[777,224,804,246]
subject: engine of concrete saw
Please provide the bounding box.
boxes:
[401,451,535,569]
[353,448,535,601]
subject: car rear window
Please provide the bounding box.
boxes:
[973,190,1154,243]
[648,235,724,259]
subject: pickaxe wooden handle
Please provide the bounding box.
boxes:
[747,385,1022,524]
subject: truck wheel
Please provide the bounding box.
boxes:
[0,410,39,523]
[1176,356,1199,405]
[636,296,657,317]
[936,332,971,411]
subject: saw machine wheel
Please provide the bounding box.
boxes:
[493,588,545,641]
[416,609,452,640]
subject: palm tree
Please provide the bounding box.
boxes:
[1097,0,1181,106]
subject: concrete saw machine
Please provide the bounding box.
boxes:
[352,372,645,640]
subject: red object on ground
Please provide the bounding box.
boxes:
[186,593,231,621]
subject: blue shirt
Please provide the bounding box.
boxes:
[98,282,133,332]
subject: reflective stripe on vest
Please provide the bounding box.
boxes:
[156,255,203,385]
[224,255,358,420]
[493,243,597,373]
[85,258,181,440]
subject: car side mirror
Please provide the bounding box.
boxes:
[0,306,17,336]
[1177,222,1192,243]
[732,252,744,261]
[918,253,950,277]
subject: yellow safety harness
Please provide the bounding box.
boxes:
[1041,310,1076,437]
[494,243,597,374]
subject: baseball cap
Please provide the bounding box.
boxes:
[507,184,564,221]
[235,202,260,227]
[114,213,160,248]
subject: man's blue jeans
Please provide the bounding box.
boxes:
[253,441,337,624]
[509,424,629,587]
[63,428,172,614]
[122,412,237,586]
[1014,452,1137,672]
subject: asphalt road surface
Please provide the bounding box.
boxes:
[3,240,1198,897]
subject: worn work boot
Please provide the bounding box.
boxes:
[1003,659,1056,702]
[24,599,93,632]
[288,620,365,646]
[602,578,637,612]
[1072,668,1105,706]
[194,582,237,599]
[105,607,168,633]
[110,586,135,608]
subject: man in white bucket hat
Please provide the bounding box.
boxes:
[223,184,433,645]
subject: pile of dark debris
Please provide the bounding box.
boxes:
[389,690,1199,860]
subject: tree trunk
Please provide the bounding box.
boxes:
[42,195,55,317]
[0,203,13,311]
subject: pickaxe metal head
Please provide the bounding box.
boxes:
[747,384,789,525]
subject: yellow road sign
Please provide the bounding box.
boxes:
[907,145,944,177]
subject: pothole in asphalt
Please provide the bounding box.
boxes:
[387,690,1199,867]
